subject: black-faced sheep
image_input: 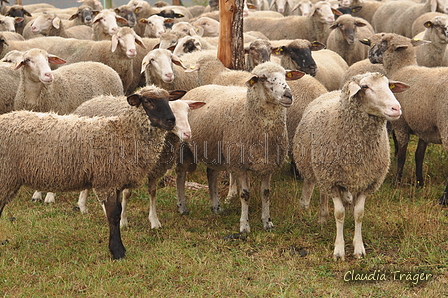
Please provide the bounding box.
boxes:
[0,85,179,259]
[293,72,408,260]
[178,62,304,233]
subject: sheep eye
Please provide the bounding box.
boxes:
[361,85,369,89]
[24,58,30,63]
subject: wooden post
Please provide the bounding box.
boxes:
[172,0,182,5]
[105,0,113,9]
[218,0,245,70]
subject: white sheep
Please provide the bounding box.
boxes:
[243,1,340,42]
[0,14,22,32]
[293,72,408,260]
[414,15,448,67]
[270,0,299,16]
[326,14,374,66]
[365,33,448,194]
[139,14,170,38]
[141,48,199,91]
[73,94,205,229]
[0,58,20,115]
[91,9,128,41]
[411,11,445,37]
[0,85,178,259]
[172,35,204,57]
[190,16,220,37]
[350,0,383,24]
[177,62,304,233]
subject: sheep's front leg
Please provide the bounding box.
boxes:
[175,166,189,215]
[206,167,221,214]
[44,192,55,203]
[319,193,329,224]
[236,172,251,233]
[353,193,366,259]
[300,178,315,209]
[147,177,162,229]
[332,195,345,261]
[77,189,89,214]
[225,173,238,204]
[120,189,132,228]
[31,191,42,202]
[260,173,273,230]
[100,188,126,260]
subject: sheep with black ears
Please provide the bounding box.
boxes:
[293,72,408,260]
[73,93,205,229]
[177,62,304,233]
[0,85,179,259]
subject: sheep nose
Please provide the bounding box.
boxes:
[183,131,191,141]
[127,49,137,57]
[164,73,174,82]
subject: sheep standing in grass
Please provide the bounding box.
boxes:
[0,85,177,259]
[74,94,205,229]
[293,72,408,260]
[178,62,304,233]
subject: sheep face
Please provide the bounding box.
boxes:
[191,17,219,37]
[245,39,273,67]
[173,36,201,57]
[114,5,136,27]
[424,16,448,43]
[93,10,123,36]
[14,49,66,84]
[6,6,31,28]
[169,100,206,141]
[141,15,166,38]
[0,16,18,32]
[158,31,186,50]
[172,22,200,36]
[141,49,185,82]
[437,0,448,14]
[30,13,59,35]
[329,15,367,45]
[310,1,335,25]
[69,6,98,26]
[111,27,146,58]
[345,73,407,121]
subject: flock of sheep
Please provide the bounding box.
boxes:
[0,0,445,261]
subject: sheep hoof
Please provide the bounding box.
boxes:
[263,221,274,230]
[177,205,189,215]
[210,205,222,214]
[240,222,250,234]
[120,219,128,228]
[150,220,162,229]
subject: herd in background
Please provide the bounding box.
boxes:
[0,0,446,261]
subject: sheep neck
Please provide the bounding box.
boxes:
[17,67,45,109]
[383,48,417,78]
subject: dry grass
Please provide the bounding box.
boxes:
[0,136,447,297]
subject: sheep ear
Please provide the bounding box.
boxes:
[168,90,187,101]
[311,41,326,51]
[359,39,371,46]
[14,61,25,70]
[135,35,146,49]
[172,55,187,69]
[48,54,66,65]
[152,43,160,49]
[246,76,259,87]
[111,34,119,52]
[331,8,343,16]
[348,81,361,98]
[291,2,300,12]
[410,39,430,47]
[184,100,206,110]
[139,18,148,24]
[351,6,363,13]
[127,94,141,107]
[185,63,199,72]
[388,81,410,93]
[272,46,286,56]
[244,46,250,54]
[285,70,305,81]
[329,23,339,30]
[52,17,61,29]
[141,56,150,73]
[164,18,175,24]
[174,13,184,18]
[269,0,277,10]
[247,3,257,9]
[24,10,32,17]
[354,21,367,28]
[0,38,9,46]
[116,16,128,25]
[69,12,78,20]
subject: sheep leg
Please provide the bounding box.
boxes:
[147,177,162,229]
[300,178,315,209]
[236,172,251,233]
[43,192,55,203]
[175,166,189,215]
[260,173,274,230]
[439,181,448,206]
[31,191,43,202]
[225,173,238,204]
[120,189,131,228]
[353,193,366,259]
[332,195,345,261]
[77,189,89,214]
[415,138,427,187]
[206,167,222,214]
[100,188,126,260]
[319,192,329,224]
[394,132,410,186]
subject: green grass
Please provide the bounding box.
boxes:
[0,136,447,297]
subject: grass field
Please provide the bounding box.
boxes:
[1,136,447,297]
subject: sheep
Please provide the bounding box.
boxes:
[326,14,374,66]
[44,27,147,94]
[171,21,202,36]
[371,0,448,38]
[139,14,170,38]
[291,0,313,16]
[191,16,220,37]
[292,72,408,260]
[114,4,137,28]
[341,58,386,88]
[414,15,448,67]
[270,0,299,16]
[0,57,20,114]
[127,0,160,36]
[172,35,204,57]
[365,33,448,196]
[67,0,103,27]
[244,39,276,72]
[23,12,93,40]
[73,94,205,229]
[350,0,383,24]
[274,39,348,91]
[177,62,304,232]
[243,1,340,42]
[411,12,445,37]
[91,9,128,41]
[0,14,22,32]
[0,85,178,259]
[4,4,32,35]
[141,48,199,91]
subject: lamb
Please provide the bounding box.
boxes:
[243,1,340,42]
[24,12,93,40]
[365,33,448,197]
[371,0,448,38]
[275,39,348,91]
[0,14,22,32]
[73,94,205,229]
[292,72,408,260]
[177,62,304,233]
[92,9,128,41]
[0,85,177,259]
[141,48,199,91]
[414,15,448,67]
[326,14,374,66]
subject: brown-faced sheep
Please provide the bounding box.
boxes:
[293,72,408,260]
[414,15,448,67]
[0,85,178,260]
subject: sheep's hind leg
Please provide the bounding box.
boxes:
[120,189,131,228]
[236,172,251,233]
[224,173,238,204]
[260,173,274,230]
[332,195,346,261]
[175,166,189,215]
[147,177,162,229]
[353,193,366,259]
[31,191,43,202]
[206,167,221,214]
[77,189,89,214]
[99,188,126,260]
